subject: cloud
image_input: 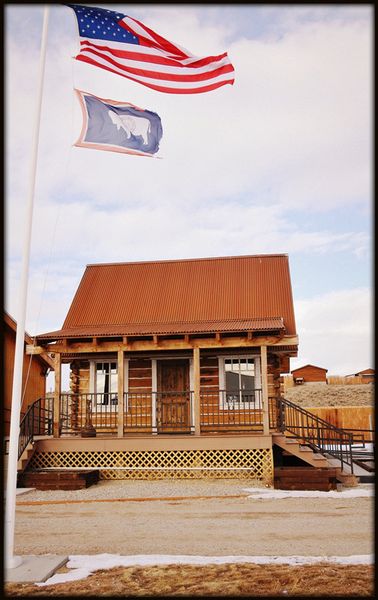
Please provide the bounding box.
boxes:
[291,288,373,375]
[5,5,372,379]
[6,6,372,216]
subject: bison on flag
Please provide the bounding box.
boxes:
[74,89,163,157]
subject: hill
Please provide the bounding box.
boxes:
[283,383,374,407]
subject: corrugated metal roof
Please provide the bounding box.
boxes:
[37,317,285,340]
[37,254,297,340]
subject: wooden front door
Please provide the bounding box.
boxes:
[157,359,190,433]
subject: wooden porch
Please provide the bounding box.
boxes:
[57,389,276,437]
[25,432,275,482]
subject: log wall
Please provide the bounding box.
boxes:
[4,326,49,435]
[71,351,287,433]
[292,365,327,383]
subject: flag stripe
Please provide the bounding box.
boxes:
[79,43,234,83]
[76,55,234,94]
[120,17,190,59]
[79,37,229,70]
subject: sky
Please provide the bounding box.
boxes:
[4,3,373,385]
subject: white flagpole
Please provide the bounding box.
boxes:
[5,5,50,570]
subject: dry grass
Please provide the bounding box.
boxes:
[282,383,374,408]
[4,563,374,597]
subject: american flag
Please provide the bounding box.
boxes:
[67,4,235,94]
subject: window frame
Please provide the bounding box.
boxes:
[218,355,261,409]
[91,360,119,406]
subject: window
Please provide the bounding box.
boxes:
[220,356,261,408]
[95,362,118,405]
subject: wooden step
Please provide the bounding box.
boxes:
[274,466,338,491]
[273,434,330,468]
[18,469,100,490]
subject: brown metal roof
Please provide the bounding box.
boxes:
[37,254,297,340]
[37,317,285,340]
[291,364,328,374]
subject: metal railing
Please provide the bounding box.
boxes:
[58,390,264,434]
[200,389,263,431]
[17,397,53,459]
[124,392,153,430]
[276,397,354,473]
[60,393,119,433]
[59,391,194,433]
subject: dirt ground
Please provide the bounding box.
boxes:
[283,383,374,407]
[12,487,374,557]
[5,480,374,597]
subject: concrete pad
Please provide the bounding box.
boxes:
[4,487,36,497]
[16,488,35,496]
[5,555,68,583]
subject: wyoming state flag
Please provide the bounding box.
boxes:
[74,89,163,157]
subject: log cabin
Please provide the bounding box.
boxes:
[346,368,375,384]
[291,364,328,385]
[23,254,360,486]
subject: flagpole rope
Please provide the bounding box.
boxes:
[27,46,78,396]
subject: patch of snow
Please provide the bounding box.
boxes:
[36,553,374,587]
[243,487,373,499]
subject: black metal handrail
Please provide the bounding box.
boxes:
[18,397,54,459]
[277,397,354,473]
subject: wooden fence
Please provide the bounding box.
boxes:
[304,406,374,441]
[283,375,373,390]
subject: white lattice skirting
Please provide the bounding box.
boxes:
[28,448,274,481]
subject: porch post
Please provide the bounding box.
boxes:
[193,347,201,435]
[53,352,61,438]
[117,350,124,437]
[260,345,270,435]
[151,360,157,434]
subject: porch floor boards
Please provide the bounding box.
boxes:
[33,432,273,453]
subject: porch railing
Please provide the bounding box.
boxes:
[18,397,53,459]
[59,391,194,433]
[276,397,355,473]
[200,389,263,431]
[59,390,265,434]
[60,393,119,433]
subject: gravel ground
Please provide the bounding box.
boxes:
[16,478,264,503]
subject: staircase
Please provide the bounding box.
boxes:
[272,398,362,488]
[3,442,34,486]
[273,433,329,468]
[272,433,358,487]
[3,397,53,487]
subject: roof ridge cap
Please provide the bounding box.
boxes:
[85,254,288,268]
